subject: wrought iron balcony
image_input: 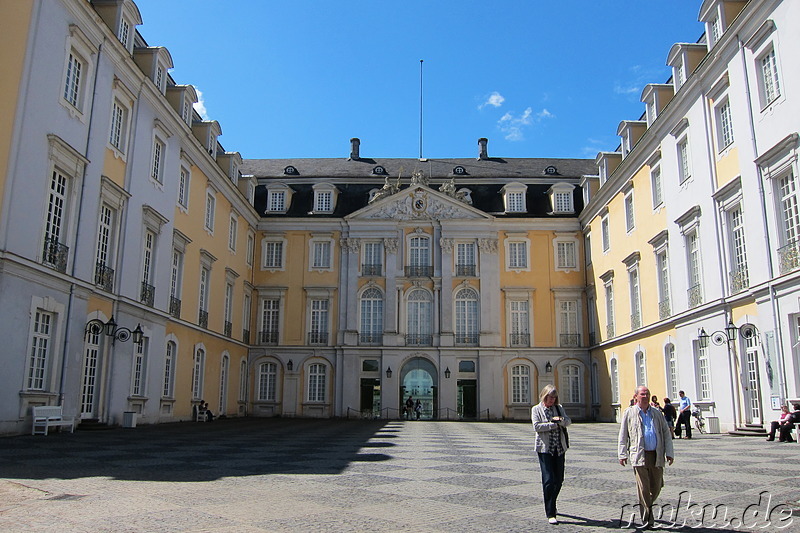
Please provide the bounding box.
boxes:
[509,333,530,347]
[729,266,750,294]
[455,333,479,346]
[42,238,68,273]
[242,329,250,344]
[630,313,641,330]
[778,241,800,275]
[607,322,615,338]
[169,296,181,319]
[455,264,476,277]
[308,331,328,345]
[404,265,433,277]
[361,264,382,276]
[259,330,278,345]
[560,333,581,347]
[658,299,671,320]
[405,334,433,346]
[687,284,703,308]
[359,333,383,345]
[198,309,208,329]
[94,262,114,291]
[140,282,155,307]
[224,321,232,338]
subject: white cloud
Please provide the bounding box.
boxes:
[498,107,553,141]
[479,91,505,110]
[193,88,210,120]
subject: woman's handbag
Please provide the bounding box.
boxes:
[558,406,569,448]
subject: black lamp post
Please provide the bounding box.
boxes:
[444,367,451,379]
[287,359,294,371]
[385,367,392,378]
[545,361,553,373]
[85,315,143,345]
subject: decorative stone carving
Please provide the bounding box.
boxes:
[339,238,360,253]
[440,238,454,254]
[410,169,429,186]
[478,238,499,254]
[456,188,473,205]
[439,177,456,197]
[367,176,400,204]
[384,238,398,254]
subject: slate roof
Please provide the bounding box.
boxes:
[243,156,597,219]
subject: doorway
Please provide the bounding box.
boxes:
[400,357,437,420]
[458,379,477,419]
[743,336,762,425]
[360,378,381,418]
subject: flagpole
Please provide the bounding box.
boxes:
[419,59,423,160]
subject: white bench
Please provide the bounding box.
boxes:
[31,405,75,436]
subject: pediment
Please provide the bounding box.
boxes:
[346,185,492,221]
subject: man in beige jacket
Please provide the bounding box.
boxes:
[618,386,674,529]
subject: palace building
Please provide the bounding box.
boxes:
[0,0,798,435]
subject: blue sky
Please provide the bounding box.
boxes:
[134,1,705,160]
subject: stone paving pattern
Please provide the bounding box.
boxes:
[0,418,798,532]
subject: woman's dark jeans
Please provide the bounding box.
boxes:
[538,451,566,518]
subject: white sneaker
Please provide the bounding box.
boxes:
[548,517,559,525]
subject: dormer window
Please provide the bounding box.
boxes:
[266,183,293,214]
[284,165,298,175]
[155,65,164,93]
[544,166,558,176]
[501,182,528,213]
[312,183,338,214]
[372,166,386,175]
[667,43,708,93]
[548,183,575,214]
[453,166,467,175]
[118,18,130,50]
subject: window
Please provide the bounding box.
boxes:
[560,364,581,404]
[43,170,69,271]
[454,288,479,345]
[507,192,524,212]
[131,338,147,396]
[605,280,615,337]
[674,139,691,185]
[651,165,663,207]
[141,229,156,306]
[118,18,130,49]
[63,52,83,108]
[95,204,116,290]
[686,231,703,306]
[242,293,252,342]
[312,184,337,212]
[109,99,129,152]
[548,183,575,213]
[635,351,647,386]
[646,98,657,126]
[362,241,382,276]
[656,249,671,317]
[246,232,254,267]
[409,236,430,267]
[610,358,620,404]
[178,167,190,208]
[665,344,677,399]
[155,65,164,93]
[716,99,734,150]
[27,310,54,390]
[459,361,475,372]
[239,360,248,403]
[511,365,530,403]
[224,283,234,335]
[696,342,711,400]
[228,215,238,252]
[362,360,379,372]
[359,287,383,344]
[555,241,576,270]
[584,233,592,265]
[509,300,530,347]
[758,47,781,107]
[219,355,229,415]
[628,266,641,329]
[728,205,749,291]
[170,249,184,311]
[192,348,205,399]
[309,299,329,344]
[406,289,432,345]
[709,16,722,45]
[204,191,216,232]
[260,298,280,344]
[624,191,635,232]
[778,170,800,247]
[150,137,165,183]
[308,363,327,402]
[163,341,176,398]
[311,240,332,270]
[263,239,284,270]
[199,266,209,314]
[675,59,686,88]
[268,190,286,212]
[559,300,579,346]
[455,242,476,276]
[507,240,528,270]
[258,362,277,401]
[502,182,527,213]
[601,215,610,252]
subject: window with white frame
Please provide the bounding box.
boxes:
[204,191,216,232]
[635,351,647,386]
[246,232,254,267]
[610,358,620,403]
[311,239,332,270]
[716,98,734,150]
[509,299,530,347]
[262,238,285,270]
[665,343,677,399]
[502,183,527,213]
[709,15,722,46]
[624,190,635,232]
[646,98,657,126]
[228,214,238,252]
[406,289,432,344]
[239,360,248,402]
[677,138,692,183]
[163,341,176,398]
[558,300,579,346]
[118,18,130,49]
[778,170,800,247]
[260,298,280,344]
[268,190,285,212]
[199,266,209,314]
[560,364,581,404]
[656,248,671,315]
[454,287,479,345]
[258,362,277,401]
[224,283,233,329]
[686,230,703,302]
[309,299,329,344]
[265,184,294,214]
[628,264,641,329]
[506,238,529,270]
[511,364,530,403]
[109,99,129,152]
[601,214,610,252]
[141,229,156,294]
[315,191,332,212]
[131,338,147,396]
[675,59,686,88]
[27,310,54,390]
[154,64,164,93]
[409,235,430,267]
[362,241,383,275]
[63,51,85,110]
[308,363,327,402]
[758,46,781,107]
[178,166,190,208]
[242,293,252,339]
[170,248,183,303]
[219,355,229,414]
[591,362,600,404]
[192,348,205,399]
[651,165,663,207]
[455,242,476,276]
[95,203,116,289]
[548,183,575,214]
[695,341,711,400]
[605,279,615,337]
[150,137,165,183]
[359,287,384,343]
[555,239,577,270]
[728,205,750,291]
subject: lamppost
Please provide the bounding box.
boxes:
[697,321,759,427]
[85,315,144,345]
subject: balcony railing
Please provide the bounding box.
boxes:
[560,333,581,347]
[607,322,615,338]
[359,333,383,345]
[687,284,703,308]
[405,334,432,346]
[94,262,114,291]
[259,330,278,344]
[729,266,750,293]
[169,296,181,319]
[455,333,479,346]
[455,264,476,277]
[242,329,250,344]
[405,265,433,277]
[509,333,530,347]
[658,298,671,320]
[140,282,155,307]
[361,264,382,276]
[778,241,800,275]
[224,321,232,338]
[630,313,641,330]
[198,309,208,329]
[42,238,68,273]
[309,331,328,345]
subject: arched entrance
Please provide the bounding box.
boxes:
[400,357,437,420]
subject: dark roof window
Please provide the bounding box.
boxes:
[544,166,559,175]
[284,165,298,175]
[372,165,387,175]
[453,166,467,175]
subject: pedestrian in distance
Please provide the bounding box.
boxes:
[405,396,414,420]
[531,384,571,525]
[662,398,677,439]
[618,385,674,530]
[675,390,693,439]
[414,399,422,420]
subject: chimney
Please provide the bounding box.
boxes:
[350,138,360,160]
[478,138,488,160]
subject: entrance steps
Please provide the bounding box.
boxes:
[727,423,767,437]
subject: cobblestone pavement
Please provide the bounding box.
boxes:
[1,418,798,532]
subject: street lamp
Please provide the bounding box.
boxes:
[385,367,392,378]
[545,361,553,373]
[85,315,143,345]
[287,359,294,371]
[444,367,451,379]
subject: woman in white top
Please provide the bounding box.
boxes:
[531,384,572,525]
